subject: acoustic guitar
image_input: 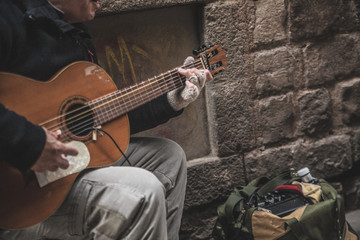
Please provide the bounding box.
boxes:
[0,45,226,229]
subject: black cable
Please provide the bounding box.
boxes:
[88,127,132,166]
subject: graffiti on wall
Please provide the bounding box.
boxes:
[95,35,177,88]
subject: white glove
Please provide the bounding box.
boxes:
[167,56,208,111]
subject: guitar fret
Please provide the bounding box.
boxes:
[179,72,186,89]
[113,92,123,116]
[119,89,129,113]
[108,94,117,121]
[128,84,138,108]
[154,75,162,96]
[125,88,132,112]
[169,70,179,91]
[93,99,105,125]
[86,46,226,128]
[102,97,109,123]
[148,79,157,102]
[138,82,146,106]
[160,73,170,94]
[92,101,99,126]
[102,97,110,123]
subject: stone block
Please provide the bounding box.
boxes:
[205,1,258,156]
[259,93,294,144]
[185,156,245,209]
[255,47,301,97]
[335,78,360,126]
[304,34,360,87]
[343,175,360,211]
[246,134,353,180]
[298,88,331,136]
[245,144,295,180]
[180,203,218,240]
[213,82,256,156]
[353,130,360,163]
[294,135,353,179]
[253,0,286,45]
[205,1,256,53]
[97,0,212,15]
[289,0,359,41]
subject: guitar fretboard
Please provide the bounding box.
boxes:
[89,59,204,126]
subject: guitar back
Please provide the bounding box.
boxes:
[0,62,130,229]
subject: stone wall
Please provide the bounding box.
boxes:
[92,0,360,239]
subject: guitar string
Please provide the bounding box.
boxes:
[53,61,201,138]
[62,64,199,139]
[42,60,201,130]
[52,60,204,136]
[56,72,187,140]
[70,60,204,134]
[43,60,205,140]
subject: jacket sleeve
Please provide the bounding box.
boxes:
[128,94,183,135]
[0,2,46,170]
[0,104,46,170]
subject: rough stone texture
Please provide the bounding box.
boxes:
[204,1,258,156]
[353,130,360,163]
[253,0,287,45]
[289,0,360,41]
[336,78,360,126]
[298,88,331,136]
[294,135,353,178]
[245,143,295,180]
[304,33,360,88]
[180,202,219,240]
[181,156,246,239]
[246,134,353,180]
[254,47,302,97]
[97,0,213,15]
[259,93,295,145]
[343,175,360,211]
[185,156,245,209]
[212,83,256,156]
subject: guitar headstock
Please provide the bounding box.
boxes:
[194,45,227,76]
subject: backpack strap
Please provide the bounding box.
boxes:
[257,170,298,196]
[285,218,310,240]
[219,174,278,224]
[221,185,258,224]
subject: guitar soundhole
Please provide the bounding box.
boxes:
[65,103,94,137]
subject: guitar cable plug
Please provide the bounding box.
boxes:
[88,127,132,166]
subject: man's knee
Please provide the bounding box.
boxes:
[80,168,166,239]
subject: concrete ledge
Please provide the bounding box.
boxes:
[97,0,213,15]
[346,209,360,235]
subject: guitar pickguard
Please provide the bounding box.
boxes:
[35,141,90,187]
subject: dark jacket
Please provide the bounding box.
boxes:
[0,0,182,170]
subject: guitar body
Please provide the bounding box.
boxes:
[0,62,130,229]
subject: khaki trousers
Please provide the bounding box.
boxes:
[0,137,187,240]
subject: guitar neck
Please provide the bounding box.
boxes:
[89,58,205,126]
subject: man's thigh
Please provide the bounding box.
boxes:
[0,166,164,240]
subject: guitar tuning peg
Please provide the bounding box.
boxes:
[193,44,211,56]
[192,49,199,56]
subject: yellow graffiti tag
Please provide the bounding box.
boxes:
[102,36,137,83]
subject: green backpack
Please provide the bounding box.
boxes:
[212,169,359,240]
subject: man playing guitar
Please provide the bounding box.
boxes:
[0,0,214,239]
